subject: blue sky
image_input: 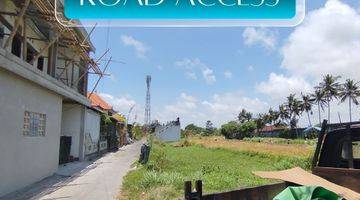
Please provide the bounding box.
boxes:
[87,0,360,127]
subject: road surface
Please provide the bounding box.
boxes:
[1,140,143,200]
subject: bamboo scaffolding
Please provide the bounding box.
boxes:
[4,0,31,48]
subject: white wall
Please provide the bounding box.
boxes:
[61,104,82,158]
[0,69,62,197]
[84,109,100,155]
[155,124,181,142]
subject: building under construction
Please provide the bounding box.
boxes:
[0,0,104,196]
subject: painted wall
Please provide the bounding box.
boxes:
[61,104,82,158]
[84,109,100,155]
[0,69,62,197]
[155,123,181,142]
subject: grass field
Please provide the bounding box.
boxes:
[119,137,314,200]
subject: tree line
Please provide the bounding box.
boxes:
[184,74,360,139]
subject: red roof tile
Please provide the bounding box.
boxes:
[260,125,285,132]
[87,93,113,110]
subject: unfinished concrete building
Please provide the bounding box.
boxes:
[0,0,103,196]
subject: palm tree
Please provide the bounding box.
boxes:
[286,94,303,130]
[255,114,266,135]
[301,93,313,127]
[311,89,327,126]
[318,74,341,123]
[268,108,279,125]
[238,109,252,123]
[339,79,360,122]
[278,104,290,125]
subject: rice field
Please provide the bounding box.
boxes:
[119,137,314,200]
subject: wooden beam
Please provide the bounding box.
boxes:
[31,31,62,64]
[88,57,112,99]
[4,0,31,48]
[22,17,27,61]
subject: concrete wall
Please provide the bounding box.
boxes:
[84,109,100,155]
[0,69,62,197]
[155,124,181,142]
[61,104,82,158]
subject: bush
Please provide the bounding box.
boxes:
[145,144,169,171]
[220,121,256,139]
[279,129,293,139]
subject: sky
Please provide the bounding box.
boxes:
[87,0,360,128]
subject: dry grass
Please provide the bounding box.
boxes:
[190,136,314,158]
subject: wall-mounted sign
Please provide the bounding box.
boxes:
[59,0,304,27]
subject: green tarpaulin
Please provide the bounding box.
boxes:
[274,186,342,200]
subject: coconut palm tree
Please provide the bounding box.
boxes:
[301,93,313,127]
[279,104,290,125]
[311,89,327,126]
[339,79,360,122]
[255,114,266,135]
[318,74,341,123]
[238,109,252,123]
[286,94,303,129]
[268,108,279,125]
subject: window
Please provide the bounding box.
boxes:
[37,56,44,71]
[353,141,360,159]
[0,25,4,47]
[342,141,360,159]
[23,111,46,136]
[26,45,36,63]
[11,34,22,58]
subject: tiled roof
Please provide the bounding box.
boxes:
[87,93,113,110]
[260,125,285,132]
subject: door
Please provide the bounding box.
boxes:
[59,136,72,164]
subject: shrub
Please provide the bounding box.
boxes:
[145,144,169,171]
[279,129,293,139]
[220,121,256,139]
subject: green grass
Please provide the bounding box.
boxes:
[120,141,312,200]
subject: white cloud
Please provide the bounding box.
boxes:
[185,72,197,80]
[175,58,204,70]
[156,65,163,70]
[175,58,217,85]
[242,27,277,49]
[247,65,254,71]
[98,93,138,120]
[281,0,360,81]
[256,73,313,101]
[224,70,233,79]
[120,35,149,58]
[154,92,269,127]
[257,0,360,126]
[202,68,216,84]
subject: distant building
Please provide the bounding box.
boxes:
[154,118,181,142]
[87,93,126,151]
[259,125,286,137]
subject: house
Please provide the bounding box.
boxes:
[154,118,181,142]
[259,125,286,137]
[0,0,102,196]
[87,92,121,151]
[112,113,127,147]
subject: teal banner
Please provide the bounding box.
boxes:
[64,0,296,19]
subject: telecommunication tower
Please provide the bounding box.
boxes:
[144,75,151,125]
